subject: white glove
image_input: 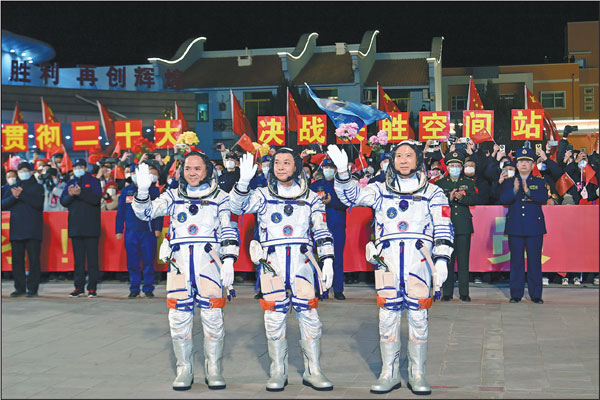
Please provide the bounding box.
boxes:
[221,258,235,288]
[136,163,152,198]
[158,238,171,263]
[322,258,334,290]
[327,145,349,174]
[237,153,257,191]
[434,259,448,288]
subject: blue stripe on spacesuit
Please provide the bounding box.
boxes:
[199,273,222,289]
[399,241,405,289]
[285,246,291,290]
[189,245,197,290]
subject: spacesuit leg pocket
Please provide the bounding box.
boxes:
[375,269,397,298]
[166,271,193,311]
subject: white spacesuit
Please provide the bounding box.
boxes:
[328,142,453,395]
[229,149,335,392]
[133,152,239,391]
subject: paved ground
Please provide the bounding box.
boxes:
[2,281,598,399]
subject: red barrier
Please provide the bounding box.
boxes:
[1,206,598,273]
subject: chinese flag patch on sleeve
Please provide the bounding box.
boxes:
[322,212,327,222]
[442,205,451,218]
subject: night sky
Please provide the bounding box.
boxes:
[2,2,598,68]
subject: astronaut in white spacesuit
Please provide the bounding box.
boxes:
[229,148,335,392]
[328,141,454,395]
[133,151,239,391]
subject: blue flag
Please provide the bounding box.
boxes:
[305,83,391,130]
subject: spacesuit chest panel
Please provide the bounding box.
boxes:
[375,192,432,240]
[259,198,311,243]
[170,198,219,243]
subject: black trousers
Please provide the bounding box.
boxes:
[11,239,41,294]
[442,234,471,298]
[71,236,99,291]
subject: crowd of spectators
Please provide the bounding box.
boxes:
[2,125,599,296]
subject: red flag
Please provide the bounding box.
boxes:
[470,127,493,144]
[360,138,373,157]
[310,153,327,166]
[586,132,599,153]
[97,100,116,143]
[59,145,72,174]
[234,133,255,153]
[467,76,485,110]
[531,162,542,178]
[555,173,575,196]
[585,163,598,186]
[113,165,125,180]
[169,159,178,178]
[174,102,190,132]
[524,86,559,142]
[354,155,368,171]
[231,90,256,142]
[287,88,301,132]
[41,97,59,123]
[377,83,401,113]
[12,103,25,124]
[45,144,62,159]
[112,140,121,158]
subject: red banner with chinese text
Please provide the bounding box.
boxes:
[34,123,62,151]
[463,110,494,141]
[419,111,450,142]
[511,109,544,141]
[71,121,100,151]
[154,119,182,148]
[1,124,28,152]
[378,112,411,143]
[114,120,142,150]
[257,116,286,146]
[297,115,327,145]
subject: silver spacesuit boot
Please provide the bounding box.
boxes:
[172,339,194,390]
[370,341,402,394]
[300,339,333,391]
[203,338,226,390]
[407,340,431,395]
[266,339,288,391]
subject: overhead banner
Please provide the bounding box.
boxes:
[1,123,28,152]
[154,119,182,148]
[419,111,451,142]
[511,109,544,141]
[114,120,142,149]
[71,121,100,151]
[257,116,285,145]
[297,115,327,145]
[378,112,411,143]
[2,206,598,273]
[463,110,494,141]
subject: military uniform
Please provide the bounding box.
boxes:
[435,152,476,301]
[499,147,548,303]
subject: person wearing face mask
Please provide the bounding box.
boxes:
[2,162,44,298]
[463,159,490,205]
[369,153,391,184]
[101,181,120,211]
[435,152,476,302]
[490,158,516,204]
[60,159,103,298]
[250,155,272,189]
[42,168,67,211]
[561,150,599,205]
[2,170,18,197]
[217,152,240,193]
[499,147,548,304]
[310,158,349,300]
[116,162,163,298]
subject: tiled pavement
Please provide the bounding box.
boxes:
[2,281,598,399]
